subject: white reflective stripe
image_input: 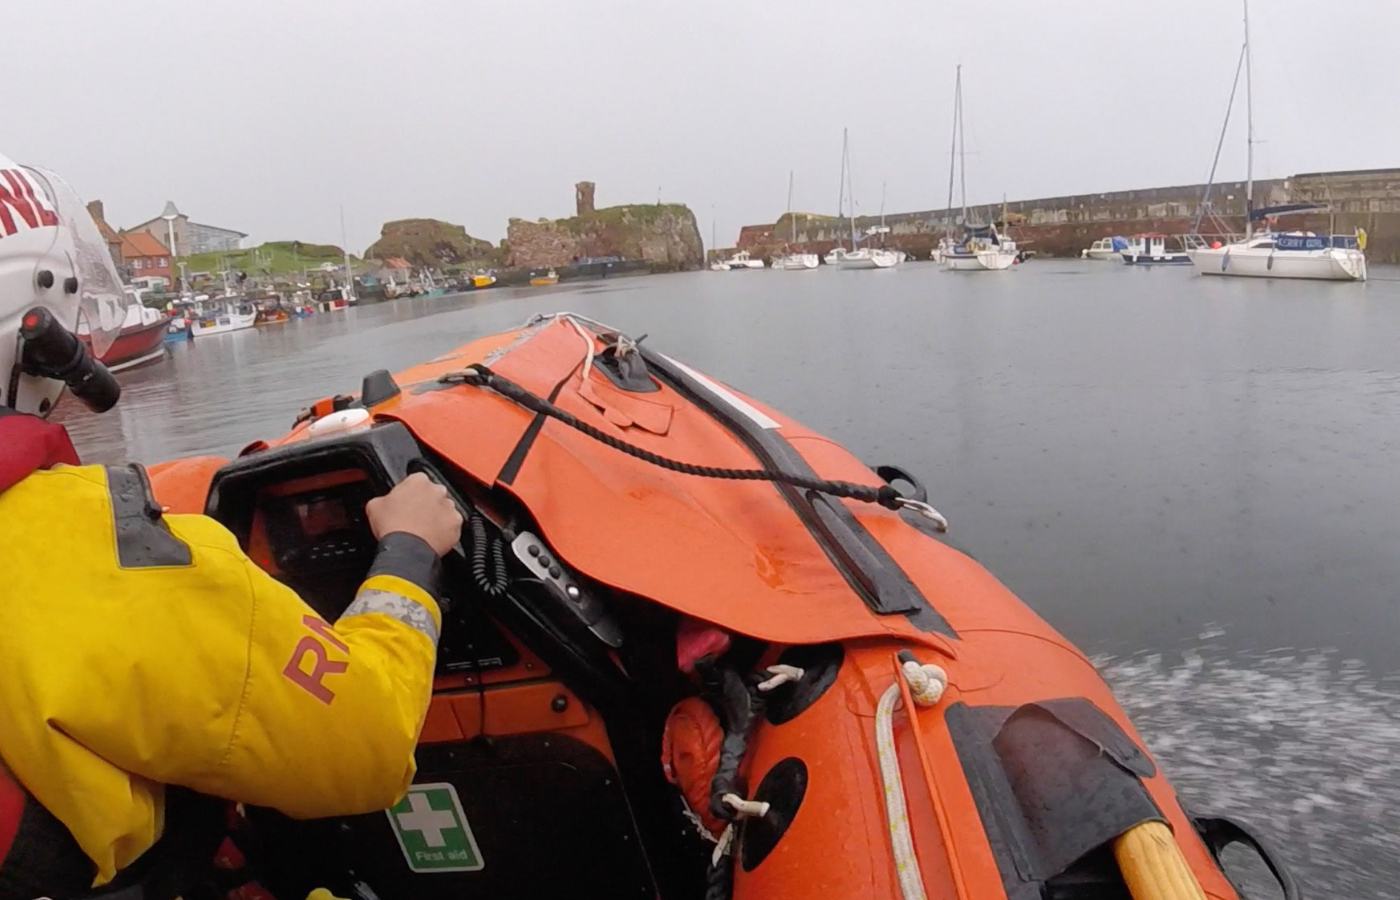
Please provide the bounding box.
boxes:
[658,354,781,430]
[342,588,440,643]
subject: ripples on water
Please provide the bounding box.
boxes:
[55,263,1400,895]
[1102,635,1400,898]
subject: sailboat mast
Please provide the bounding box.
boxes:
[788,170,796,244]
[836,129,848,248]
[845,130,857,249]
[958,73,968,225]
[1243,0,1255,238]
[945,64,960,234]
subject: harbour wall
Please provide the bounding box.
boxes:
[735,168,1400,263]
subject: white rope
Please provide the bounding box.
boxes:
[875,658,948,900]
[757,663,806,692]
[565,314,598,383]
[721,793,771,819]
[711,823,736,867]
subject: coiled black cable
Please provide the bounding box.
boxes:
[469,511,508,597]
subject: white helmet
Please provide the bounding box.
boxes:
[0,152,131,416]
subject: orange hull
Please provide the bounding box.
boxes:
[150,315,1261,899]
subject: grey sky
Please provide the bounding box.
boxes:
[10,0,1397,252]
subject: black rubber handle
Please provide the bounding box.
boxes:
[18,306,121,412]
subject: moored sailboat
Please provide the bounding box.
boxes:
[1185,0,1367,282]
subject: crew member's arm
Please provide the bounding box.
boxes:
[198,473,462,817]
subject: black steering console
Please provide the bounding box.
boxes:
[205,420,518,672]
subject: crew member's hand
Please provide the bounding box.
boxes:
[365,473,463,557]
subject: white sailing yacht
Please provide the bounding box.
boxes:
[772,172,819,270]
[939,66,1018,272]
[1185,0,1366,282]
[834,130,899,270]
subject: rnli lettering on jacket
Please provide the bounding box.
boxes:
[0,463,441,886]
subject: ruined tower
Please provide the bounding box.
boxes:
[575,181,596,217]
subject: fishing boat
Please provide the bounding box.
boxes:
[1121,234,1191,265]
[190,299,257,337]
[720,251,764,270]
[146,312,1294,900]
[1185,0,1366,282]
[529,269,560,286]
[939,68,1015,273]
[1082,236,1128,260]
[772,172,820,271]
[79,304,171,372]
[317,287,352,313]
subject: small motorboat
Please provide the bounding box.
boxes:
[709,260,732,272]
[472,271,498,289]
[147,313,1293,900]
[529,269,560,286]
[720,251,764,270]
[80,304,171,372]
[771,253,819,270]
[190,299,258,337]
[256,307,291,326]
[164,317,191,343]
[1120,234,1191,265]
[1082,236,1128,260]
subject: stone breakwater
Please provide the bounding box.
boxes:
[737,168,1400,263]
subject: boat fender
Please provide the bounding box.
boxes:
[661,697,727,838]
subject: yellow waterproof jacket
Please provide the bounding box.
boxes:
[0,463,441,885]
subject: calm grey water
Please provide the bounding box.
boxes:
[60,260,1400,896]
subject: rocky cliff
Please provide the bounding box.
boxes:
[506,203,703,271]
[366,218,497,267]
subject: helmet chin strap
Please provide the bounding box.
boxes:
[5,331,27,412]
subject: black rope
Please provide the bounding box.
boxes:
[469,511,509,596]
[450,364,903,511]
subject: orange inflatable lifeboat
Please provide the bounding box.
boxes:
[150,313,1296,900]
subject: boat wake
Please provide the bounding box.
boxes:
[1099,635,1400,898]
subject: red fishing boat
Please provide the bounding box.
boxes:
[80,305,171,372]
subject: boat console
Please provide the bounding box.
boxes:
[204,421,522,672]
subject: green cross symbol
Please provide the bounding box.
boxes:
[387,782,484,873]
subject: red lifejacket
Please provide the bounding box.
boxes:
[0,409,79,493]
